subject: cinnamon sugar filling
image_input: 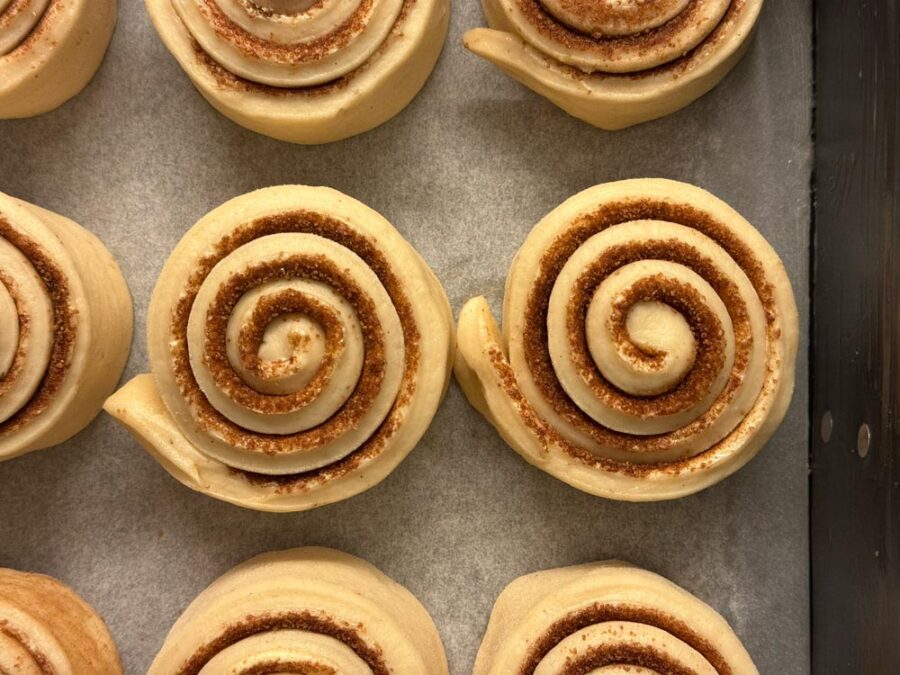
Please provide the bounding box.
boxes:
[518,604,731,675]
[516,0,749,81]
[192,0,415,94]
[170,210,420,486]
[476,199,779,475]
[519,0,708,53]
[174,612,388,675]
[239,0,327,19]
[491,343,725,477]
[558,644,698,675]
[197,0,374,62]
[0,270,28,397]
[563,243,748,431]
[569,272,727,418]
[0,215,76,437]
[519,201,766,461]
[235,288,343,397]
[0,0,59,57]
[238,661,336,675]
[0,624,55,675]
[200,256,384,431]
[0,0,38,37]
[541,0,688,35]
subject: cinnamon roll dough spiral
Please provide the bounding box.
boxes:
[105,185,453,512]
[0,568,123,674]
[145,0,449,143]
[0,192,132,462]
[464,0,763,129]
[0,0,116,118]
[148,547,449,674]
[475,561,758,674]
[455,179,798,500]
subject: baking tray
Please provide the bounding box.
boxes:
[0,1,812,672]
[810,0,900,671]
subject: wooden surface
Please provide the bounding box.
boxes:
[811,0,900,670]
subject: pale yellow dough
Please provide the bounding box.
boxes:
[475,561,758,674]
[0,0,116,118]
[105,185,454,512]
[455,179,798,501]
[464,0,764,130]
[0,568,123,674]
[0,192,132,461]
[149,547,449,674]
[145,0,449,143]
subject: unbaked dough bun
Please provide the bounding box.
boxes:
[464,0,764,129]
[105,185,453,512]
[455,178,797,500]
[475,560,758,674]
[0,568,122,674]
[148,547,449,675]
[0,191,132,461]
[145,0,450,143]
[0,0,116,118]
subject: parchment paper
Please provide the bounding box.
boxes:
[0,1,812,672]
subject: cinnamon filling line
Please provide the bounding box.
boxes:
[0,215,76,437]
[518,603,731,675]
[189,0,417,92]
[0,623,55,675]
[169,210,420,491]
[482,197,777,475]
[519,0,710,55]
[198,254,386,451]
[174,611,389,675]
[234,289,344,405]
[512,0,750,81]
[568,259,734,422]
[0,0,59,57]
[197,0,373,62]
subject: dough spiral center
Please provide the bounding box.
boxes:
[184,232,404,471]
[545,219,755,440]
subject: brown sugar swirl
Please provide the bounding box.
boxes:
[455,179,798,501]
[171,612,389,675]
[511,0,733,72]
[148,548,449,674]
[0,193,132,462]
[464,0,764,129]
[475,561,758,674]
[146,0,449,142]
[234,289,345,403]
[105,186,453,512]
[0,217,77,442]
[187,254,390,455]
[194,0,376,64]
[171,0,405,87]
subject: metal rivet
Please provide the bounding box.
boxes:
[820,411,833,443]
[857,423,871,458]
